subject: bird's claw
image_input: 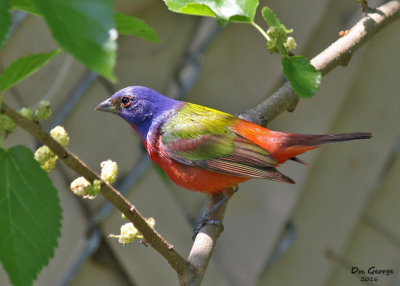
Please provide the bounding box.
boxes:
[192,186,238,240]
[192,218,224,240]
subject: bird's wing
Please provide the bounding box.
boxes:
[161,103,294,183]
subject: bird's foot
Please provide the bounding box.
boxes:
[192,186,238,240]
[192,218,224,240]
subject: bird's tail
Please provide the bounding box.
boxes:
[277,132,372,147]
[232,120,372,165]
[265,131,372,164]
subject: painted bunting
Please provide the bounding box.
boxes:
[96,86,371,194]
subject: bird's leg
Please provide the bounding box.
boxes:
[192,186,238,240]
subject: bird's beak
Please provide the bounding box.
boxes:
[95,99,116,113]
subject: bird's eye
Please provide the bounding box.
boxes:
[121,96,132,108]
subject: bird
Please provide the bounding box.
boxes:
[96,86,371,194]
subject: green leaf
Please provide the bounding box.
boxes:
[281,55,322,98]
[0,0,12,48]
[261,6,280,28]
[261,6,292,33]
[0,146,62,286]
[116,13,159,43]
[0,50,60,93]
[12,0,40,15]
[163,0,259,27]
[31,0,117,82]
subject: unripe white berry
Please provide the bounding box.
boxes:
[0,114,15,137]
[34,146,55,164]
[101,160,118,184]
[50,126,70,146]
[34,145,58,171]
[18,107,33,120]
[70,176,91,196]
[284,37,297,52]
[41,156,57,171]
[34,100,51,120]
[118,223,140,245]
[109,217,155,245]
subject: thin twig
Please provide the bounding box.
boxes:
[1,103,192,276]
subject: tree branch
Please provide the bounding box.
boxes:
[179,191,232,286]
[1,103,192,276]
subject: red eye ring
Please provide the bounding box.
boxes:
[121,96,132,108]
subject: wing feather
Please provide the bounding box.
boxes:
[161,103,293,183]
